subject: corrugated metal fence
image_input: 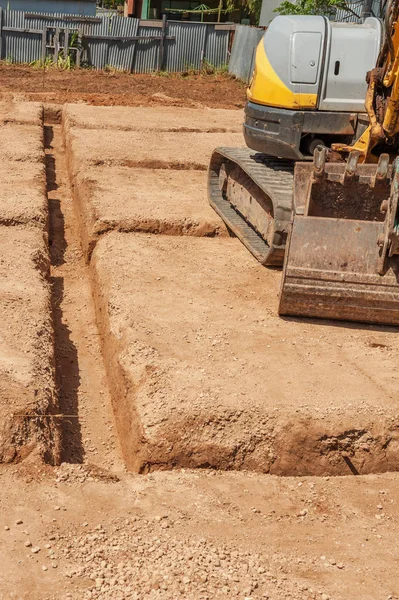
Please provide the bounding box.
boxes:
[0,9,231,72]
[334,0,382,22]
[228,24,263,82]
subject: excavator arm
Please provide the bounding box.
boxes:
[334,0,399,159]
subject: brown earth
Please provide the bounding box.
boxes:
[0,83,398,600]
[0,64,246,109]
[62,103,241,258]
[0,100,58,465]
[90,232,399,476]
[0,226,58,464]
[0,161,47,227]
[63,103,244,132]
[65,127,244,174]
[45,120,121,469]
[0,98,43,125]
[72,167,228,260]
[64,103,399,477]
[0,122,44,162]
[1,466,399,600]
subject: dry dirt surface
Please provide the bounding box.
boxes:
[73,167,228,260]
[90,233,399,476]
[0,160,47,227]
[0,100,59,465]
[65,127,244,174]
[0,64,246,109]
[63,103,241,257]
[1,467,399,600]
[1,90,399,600]
[63,104,244,133]
[0,227,58,464]
[64,103,399,477]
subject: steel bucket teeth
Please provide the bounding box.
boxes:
[279,156,399,325]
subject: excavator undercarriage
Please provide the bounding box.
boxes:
[208,148,293,266]
[208,9,399,326]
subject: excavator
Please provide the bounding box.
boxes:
[208,2,399,325]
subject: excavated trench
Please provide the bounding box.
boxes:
[44,107,121,470]
[40,104,399,477]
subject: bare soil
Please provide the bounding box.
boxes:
[0,83,398,599]
[65,127,244,175]
[90,232,399,476]
[0,226,58,464]
[0,64,246,109]
[0,160,47,227]
[0,100,58,464]
[45,119,121,469]
[73,167,228,260]
[63,103,244,133]
[1,467,399,600]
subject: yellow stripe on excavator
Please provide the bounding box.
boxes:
[247,41,318,110]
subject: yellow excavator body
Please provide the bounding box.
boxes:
[208,10,399,325]
[247,39,318,110]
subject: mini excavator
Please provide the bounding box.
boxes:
[208,3,399,325]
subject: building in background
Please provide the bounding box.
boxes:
[124,0,249,22]
[0,0,96,15]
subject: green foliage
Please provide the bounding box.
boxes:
[275,0,347,16]
[224,0,262,22]
[201,59,229,75]
[100,0,124,8]
[243,0,263,21]
[29,33,81,70]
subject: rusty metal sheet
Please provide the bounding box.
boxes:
[279,216,399,325]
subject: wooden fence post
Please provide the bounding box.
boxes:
[54,26,60,62]
[0,8,3,61]
[157,13,167,71]
[41,27,47,63]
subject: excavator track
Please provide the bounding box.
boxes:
[208,148,294,266]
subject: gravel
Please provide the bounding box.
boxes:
[48,517,329,600]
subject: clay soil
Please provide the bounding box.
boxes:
[0,74,398,600]
[0,63,246,109]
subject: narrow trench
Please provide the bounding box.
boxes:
[44,108,122,470]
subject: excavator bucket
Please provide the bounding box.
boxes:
[279,150,399,325]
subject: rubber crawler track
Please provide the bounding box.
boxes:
[208,147,294,266]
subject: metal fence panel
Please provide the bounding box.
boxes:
[135,24,160,72]
[83,15,139,69]
[228,24,263,82]
[106,16,138,71]
[204,26,229,67]
[334,0,382,21]
[165,21,207,71]
[3,9,42,63]
[0,9,229,72]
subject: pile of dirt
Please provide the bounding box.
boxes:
[0,65,246,109]
[0,100,59,464]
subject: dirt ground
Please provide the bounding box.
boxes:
[0,75,398,600]
[0,64,246,109]
[1,466,399,600]
[73,167,228,260]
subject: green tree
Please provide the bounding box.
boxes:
[276,0,352,17]
[225,0,263,22]
[245,0,263,21]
